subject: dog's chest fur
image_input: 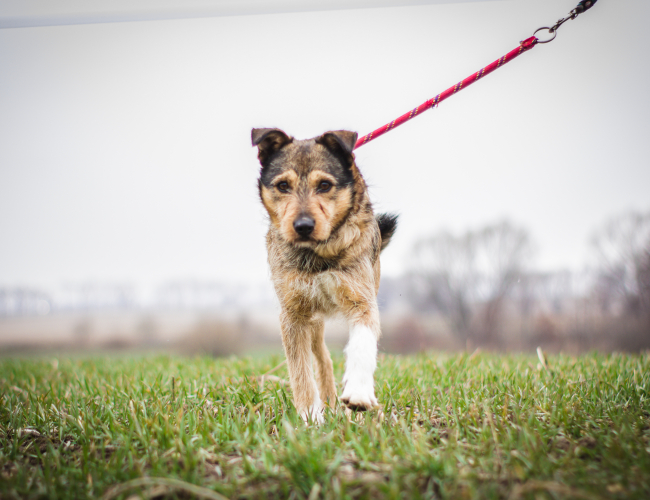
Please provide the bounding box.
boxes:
[315,271,340,311]
[272,266,341,315]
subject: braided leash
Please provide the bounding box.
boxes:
[353,0,598,150]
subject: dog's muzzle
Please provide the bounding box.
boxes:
[293,216,315,239]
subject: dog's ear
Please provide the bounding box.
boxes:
[251,128,293,166]
[315,130,358,168]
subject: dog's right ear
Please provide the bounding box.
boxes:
[251,128,293,166]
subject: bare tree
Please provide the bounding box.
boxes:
[411,220,533,344]
[638,248,650,313]
[410,230,476,342]
[474,222,533,340]
[591,211,650,316]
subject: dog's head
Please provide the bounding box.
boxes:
[252,128,359,248]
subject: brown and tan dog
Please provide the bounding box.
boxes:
[252,128,397,423]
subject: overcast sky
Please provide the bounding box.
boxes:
[1,0,648,295]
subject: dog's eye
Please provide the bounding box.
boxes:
[276,181,289,193]
[318,181,332,193]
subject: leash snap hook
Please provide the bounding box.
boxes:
[532,0,598,45]
[533,12,575,44]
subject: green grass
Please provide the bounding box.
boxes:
[1,351,649,499]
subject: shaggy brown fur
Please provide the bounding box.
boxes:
[252,127,397,421]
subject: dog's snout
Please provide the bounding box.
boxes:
[293,216,315,238]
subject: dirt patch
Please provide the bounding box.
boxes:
[552,437,572,451]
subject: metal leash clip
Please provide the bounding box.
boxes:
[533,0,598,44]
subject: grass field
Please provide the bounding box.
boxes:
[1,351,649,499]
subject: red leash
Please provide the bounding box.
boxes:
[353,0,598,150]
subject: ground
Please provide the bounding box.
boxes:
[1,351,649,499]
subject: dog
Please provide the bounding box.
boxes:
[252,128,397,423]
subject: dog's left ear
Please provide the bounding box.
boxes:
[315,130,358,168]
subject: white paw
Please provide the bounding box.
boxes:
[341,323,378,411]
[340,376,378,411]
[300,403,325,425]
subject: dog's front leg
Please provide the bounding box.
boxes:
[340,312,380,411]
[280,311,323,424]
[310,317,337,407]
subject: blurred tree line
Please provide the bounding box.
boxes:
[379,210,650,353]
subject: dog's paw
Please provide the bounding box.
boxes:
[300,404,325,425]
[340,379,378,411]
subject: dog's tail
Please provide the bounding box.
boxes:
[376,213,398,251]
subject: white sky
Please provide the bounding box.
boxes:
[1,0,649,294]
[0,0,498,28]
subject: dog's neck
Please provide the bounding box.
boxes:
[288,246,341,273]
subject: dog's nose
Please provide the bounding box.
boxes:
[294,216,315,238]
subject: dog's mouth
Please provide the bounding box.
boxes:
[293,236,316,246]
[291,234,329,248]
